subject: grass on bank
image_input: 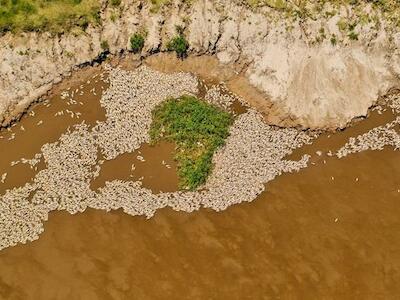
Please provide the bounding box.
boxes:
[149,0,170,12]
[150,96,233,190]
[0,0,101,33]
[0,0,184,34]
[2,0,399,36]
[148,0,192,12]
[247,0,400,28]
[247,0,400,11]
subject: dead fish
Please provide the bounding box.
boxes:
[0,173,7,183]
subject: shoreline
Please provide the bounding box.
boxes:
[1,0,400,130]
[2,51,399,135]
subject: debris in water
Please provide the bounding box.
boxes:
[10,160,19,166]
[0,66,313,251]
[337,117,400,158]
[0,173,7,183]
[137,155,145,162]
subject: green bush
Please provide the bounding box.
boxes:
[130,33,145,53]
[167,34,189,58]
[150,96,233,190]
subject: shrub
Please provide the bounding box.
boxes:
[110,0,121,6]
[330,34,337,46]
[167,34,189,58]
[130,33,145,53]
[337,18,348,31]
[150,96,233,190]
[348,31,359,40]
[100,40,109,51]
[149,0,170,13]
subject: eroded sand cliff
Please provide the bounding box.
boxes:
[1,0,400,129]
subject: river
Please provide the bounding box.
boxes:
[0,56,399,299]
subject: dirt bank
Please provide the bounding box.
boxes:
[1,0,400,130]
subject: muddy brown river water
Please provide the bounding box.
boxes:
[0,60,399,299]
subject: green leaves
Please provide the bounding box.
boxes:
[150,96,233,190]
[130,33,145,54]
[166,34,189,58]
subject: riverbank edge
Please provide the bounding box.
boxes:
[1,0,400,130]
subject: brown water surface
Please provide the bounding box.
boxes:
[0,69,107,194]
[91,141,179,193]
[0,63,399,299]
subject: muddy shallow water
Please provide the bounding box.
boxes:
[0,61,399,299]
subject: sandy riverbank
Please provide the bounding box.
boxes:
[1,0,400,130]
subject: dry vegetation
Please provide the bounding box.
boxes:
[1,0,399,34]
[247,0,400,27]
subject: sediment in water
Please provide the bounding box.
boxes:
[337,95,400,157]
[0,65,312,250]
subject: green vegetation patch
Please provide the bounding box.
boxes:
[0,0,100,33]
[150,95,233,190]
[167,34,189,58]
[130,33,145,53]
